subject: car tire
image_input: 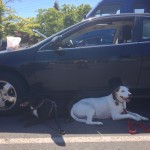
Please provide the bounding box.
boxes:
[0,72,27,115]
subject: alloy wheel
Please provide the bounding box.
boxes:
[0,80,17,111]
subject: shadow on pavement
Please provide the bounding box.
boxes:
[0,98,150,146]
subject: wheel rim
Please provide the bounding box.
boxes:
[0,80,17,111]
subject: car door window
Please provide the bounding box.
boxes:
[142,19,150,40]
[73,29,116,47]
[62,21,118,48]
[62,27,116,48]
[62,19,134,48]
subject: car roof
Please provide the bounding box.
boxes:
[85,13,150,22]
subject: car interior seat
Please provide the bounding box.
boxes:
[118,25,132,43]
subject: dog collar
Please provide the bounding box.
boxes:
[114,98,123,105]
[112,93,123,105]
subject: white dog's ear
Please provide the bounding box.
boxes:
[112,87,120,100]
[109,77,123,91]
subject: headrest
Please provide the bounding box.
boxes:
[121,25,132,41]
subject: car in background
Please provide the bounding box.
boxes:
[0,13,150,115]
[85,0,150,18]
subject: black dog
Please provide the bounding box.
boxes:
[20,97,65,135]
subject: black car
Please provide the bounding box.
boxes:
[0,13,150,115]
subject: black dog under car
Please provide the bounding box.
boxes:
[20,97,65,135]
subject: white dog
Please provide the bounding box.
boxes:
[70,86,149,125]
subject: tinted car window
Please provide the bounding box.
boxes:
[62,19,134,48]
[72,29,116,47]
[62,28,116,48]
[142,19,150,40]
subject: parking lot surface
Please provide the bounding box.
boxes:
[0,99,150,150]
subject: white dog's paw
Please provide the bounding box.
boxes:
[141,117,149,121]
[134,117,141,121]
[97,122,103,126]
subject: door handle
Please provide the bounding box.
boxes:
[120,54,131,58]
[74,60,88,64]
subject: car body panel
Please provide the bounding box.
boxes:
[0,48,37,87]
[35,43,142,91]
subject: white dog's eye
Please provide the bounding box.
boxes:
[121,90,125,92]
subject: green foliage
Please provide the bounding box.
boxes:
[0,0,5,39]
[1,2,92,44]
[36,8,64,37]
[36,4,91,36]
[15,17,40,36]
[76,4,91,21]
[61,4,78,28]
[0,0,20,38]
[0,0,4,15]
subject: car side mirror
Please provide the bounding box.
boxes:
[50,35,63,50]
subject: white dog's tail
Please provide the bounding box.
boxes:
[70,108,86,123]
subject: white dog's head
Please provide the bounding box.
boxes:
[112,86,132,104]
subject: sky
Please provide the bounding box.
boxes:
[5,0,100,18]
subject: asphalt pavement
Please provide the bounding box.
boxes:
[0,98,150,150]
